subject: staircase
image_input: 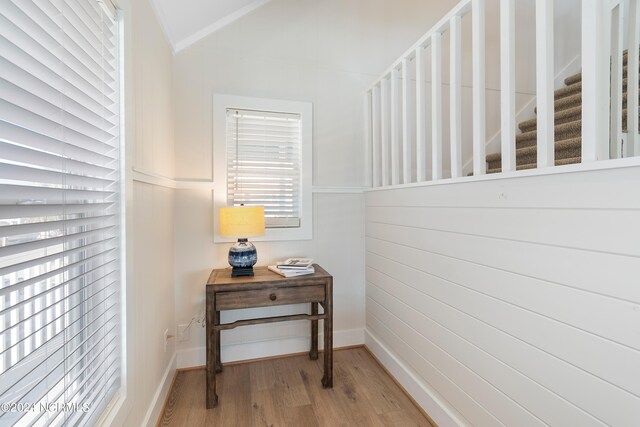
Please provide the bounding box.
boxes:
[366,0,639,188]
[485,49,640,173]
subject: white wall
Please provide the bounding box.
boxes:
[114,0,177,425]
[170,0,476,367]
[364,166,640,426]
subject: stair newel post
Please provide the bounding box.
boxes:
[536,0,555,168]
[381,77,390,185]
[372,85,381,187]
[472,0,487,175]
[628,0,639,156]
[500,0,516,172]
[365,90,373,188]
[402,58,412,184]
[432,32,443,181]
[416,45,427,182]
[450,15,463,179]
[581,0,610,162]
[391,67,401,185]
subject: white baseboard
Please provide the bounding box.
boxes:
[141,352,177,427]
[177,328,365,369]
[365,329,470,427]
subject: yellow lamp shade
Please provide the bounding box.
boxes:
[219,206,265,237]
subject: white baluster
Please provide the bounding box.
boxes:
[432,32,443,180]
[381,77,390,185]
[372,85,381,187]
[501,0,516,172]
[472,0,486,175]
[391,68,401,185]
[402,58,412,184]
[416,46,427,181]
[536,0,554,168]
[365,91,373,187]
[610,3,623,159]
[450,15,462,178]
[582,0,609,161]
[629,0,639,156]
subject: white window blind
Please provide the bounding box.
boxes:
[226,109,302,228]
[0,0,121,425]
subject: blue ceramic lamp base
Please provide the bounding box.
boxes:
[228,238,257,277]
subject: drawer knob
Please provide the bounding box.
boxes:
[269,293,277,301]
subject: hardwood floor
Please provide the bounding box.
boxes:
[158,347,434,427]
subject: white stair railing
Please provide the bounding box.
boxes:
[365,0,640,188]
[365,0,476,187]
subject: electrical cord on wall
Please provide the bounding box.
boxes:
[184,308,207,330]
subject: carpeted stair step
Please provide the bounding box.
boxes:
[564,72,582,86]
[519,106,581,132]
[486,138,581,170]
[622,91,640,108]
[622,108,640,133]
[525,106,636,134]
[565,63,639,86]
[554,81,581,100]
[534,92,582,115]
[524,78,637,132]
[622,47,640,66]
[516,120,581,147]
[561,108,639,132]
[621,77,637,92]
[549,76,634,103]
[487,156,582,174]
[535,86,639,115]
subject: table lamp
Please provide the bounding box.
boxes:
[219,205,265,277]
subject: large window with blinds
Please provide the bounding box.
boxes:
[213,95,313,241]
[0,0,122,425]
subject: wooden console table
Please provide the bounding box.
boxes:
[205,264,333,408]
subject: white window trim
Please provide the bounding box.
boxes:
[213,94,313,242]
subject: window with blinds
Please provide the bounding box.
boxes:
[226,109,302,228]
[0,0,122,425]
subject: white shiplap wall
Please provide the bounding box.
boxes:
[365,166,640,427]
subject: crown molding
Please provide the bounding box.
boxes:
[172,0,271,54]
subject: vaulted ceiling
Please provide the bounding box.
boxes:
[149,0,271,53]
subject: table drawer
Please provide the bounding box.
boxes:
[215,285,325,310]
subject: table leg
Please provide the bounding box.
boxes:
[322,278,333,388]
[206,287,218,408]
[309,302,318,360]
[215,310,222,372]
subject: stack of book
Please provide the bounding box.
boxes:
[268,258,315,277]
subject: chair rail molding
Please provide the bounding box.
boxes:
[132,168,366,193]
